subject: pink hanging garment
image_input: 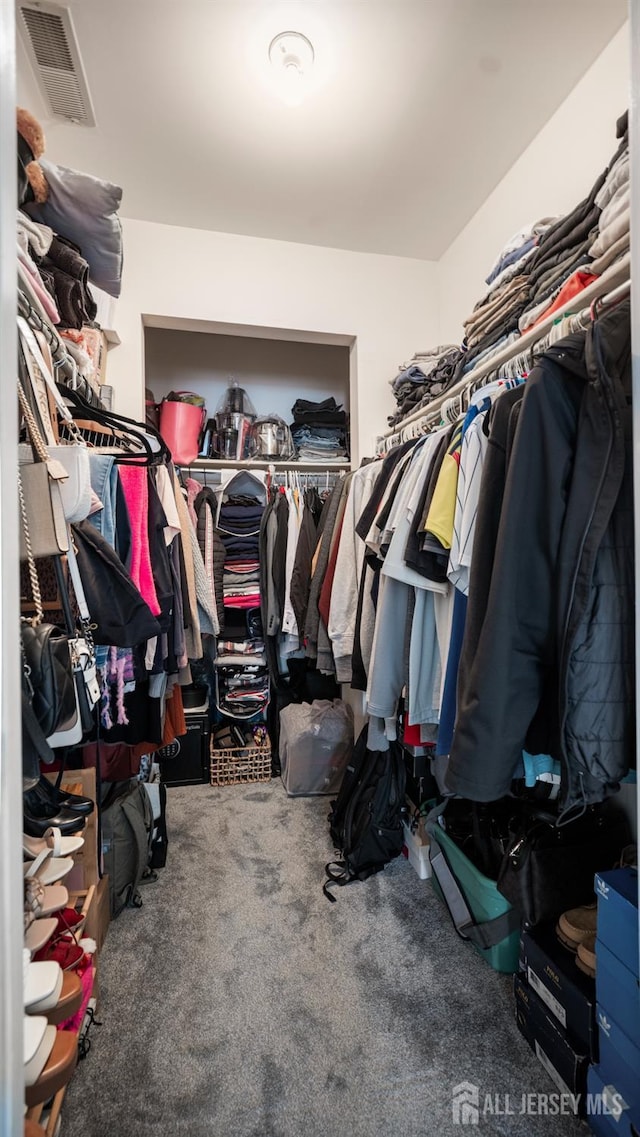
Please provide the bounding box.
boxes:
[118,466,161,616]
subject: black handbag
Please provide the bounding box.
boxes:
[496,806,628,927]
[21,621,76,740]
[52,553,100,735]
[22,668,55,778]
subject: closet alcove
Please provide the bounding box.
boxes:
[142,317,355,469]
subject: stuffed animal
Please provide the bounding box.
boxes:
[17,106,48,204]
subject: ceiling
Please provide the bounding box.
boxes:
[16,0,627,260]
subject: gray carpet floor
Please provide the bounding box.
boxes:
[61,782,585,1137]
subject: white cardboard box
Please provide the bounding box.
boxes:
[402,819,431,880]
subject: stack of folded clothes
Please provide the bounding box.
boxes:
[517,111,628,333]
[222,560,261,607]
[217,638,265,659]
[289,397,349,461]
[216,494,264,608]
[42,234,97,329]
[587,132,629,277]
[216,664,270,717]
[17,215,97,330]
[387,345,460,426]
[516,208,600,334]
[483,219,555,293]
[440,111,630,392]
[461,218,556,362]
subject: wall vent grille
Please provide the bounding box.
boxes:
[18,2,96,126]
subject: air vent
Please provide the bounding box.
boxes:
[17,1,96,126]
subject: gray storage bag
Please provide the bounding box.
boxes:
[279,699,354,796]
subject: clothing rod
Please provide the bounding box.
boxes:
[185,458,351,472]
[593,277,631,313]
[379,253,631,447]
[179,463,345,485]
[182,467,344,484]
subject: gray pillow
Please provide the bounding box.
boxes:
[25,158,123,298]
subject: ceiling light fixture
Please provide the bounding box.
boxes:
[268,31,314,105]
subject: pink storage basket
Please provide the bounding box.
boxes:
[159,399,206,465]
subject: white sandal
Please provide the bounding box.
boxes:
[24,878,69,919]
[39,885,69,917]
[23,850,74,887]
[23,1016,56,1087]
[23,949,63,1012]
[24,915,58,954]
[23,827,84,860]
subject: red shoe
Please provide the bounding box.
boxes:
[33,935,84,972]
[52,907,85,937]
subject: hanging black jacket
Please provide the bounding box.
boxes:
[289,490,319,640]
[447,301,634,816]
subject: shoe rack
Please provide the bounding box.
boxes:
[23,768,109,1131]
[24,886,95,1136]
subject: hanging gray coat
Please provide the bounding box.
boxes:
[193,485,226,633]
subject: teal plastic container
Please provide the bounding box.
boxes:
[429,823,520,974]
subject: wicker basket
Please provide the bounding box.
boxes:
[210,743,272,786]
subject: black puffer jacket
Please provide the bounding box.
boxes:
[447,301,634,816]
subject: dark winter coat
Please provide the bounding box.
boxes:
[447,301,634,816]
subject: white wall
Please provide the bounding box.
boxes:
[144,328,350,425]
[437,23,630,343]
[108,219,438,461]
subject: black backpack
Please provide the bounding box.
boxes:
[101,779,155,916]
[323,726,406,901]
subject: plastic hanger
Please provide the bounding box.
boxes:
[60,387,171,465]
